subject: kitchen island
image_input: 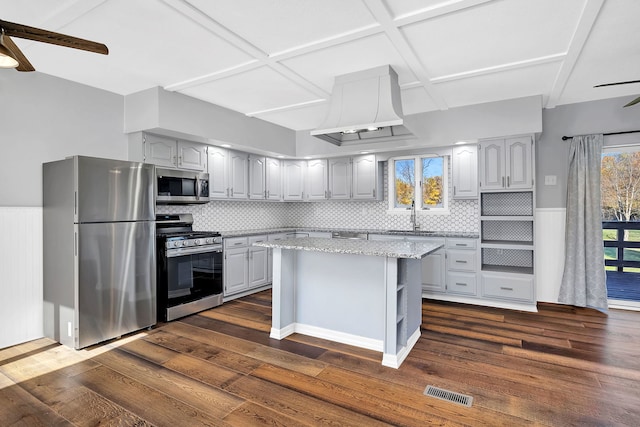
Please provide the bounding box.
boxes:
[253,237,443,368]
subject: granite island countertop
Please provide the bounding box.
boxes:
[219,227,479,239]
[253,237,443,259]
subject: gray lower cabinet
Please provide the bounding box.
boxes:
[444,238,478,296]
[224,235,270,298]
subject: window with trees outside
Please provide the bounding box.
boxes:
[389,155,447,211]
[601,146,640,275]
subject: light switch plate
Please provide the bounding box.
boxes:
[544,175,557,185]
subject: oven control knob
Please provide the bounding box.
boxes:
[174,242,181,248]
[194,239,200,245]
[206,238,213,244]
[183,241,191,247]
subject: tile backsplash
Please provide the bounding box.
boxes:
[157,161,479,232]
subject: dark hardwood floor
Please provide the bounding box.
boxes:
[2,290,640,426]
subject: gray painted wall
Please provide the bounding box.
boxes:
[536,95,640,208]
[0,72,127,207]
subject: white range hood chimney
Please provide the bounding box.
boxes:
[310,65,415,146]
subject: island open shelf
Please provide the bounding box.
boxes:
[254,237,443,368]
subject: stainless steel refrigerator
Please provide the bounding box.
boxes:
[43,156,156,349]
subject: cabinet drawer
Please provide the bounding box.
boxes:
[447,250,477,271]
[481,273,534,302]
[224,236,248,249]
[248,235,268,245]
[446,238,477,249]
[446,272,477,296]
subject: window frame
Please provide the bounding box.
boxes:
[388,154,449,214]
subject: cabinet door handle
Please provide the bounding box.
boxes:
[507,176,510,187]
[455,260,468,263]
[453,186,456,195]
[500,287,513,291]
[372,188,376,198]
[502,176,505,187]
[455,282,467,286]
[455,243,466,247]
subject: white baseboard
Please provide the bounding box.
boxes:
[382,328,421,369]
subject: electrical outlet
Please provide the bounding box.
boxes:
[544,175,557,186]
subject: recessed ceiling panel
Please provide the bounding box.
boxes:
[15,0,256,95]
[1,0,79,24]
[434,62,560,108]
[557,0,640,105]
[187,0,377,54]
[281,33,418,92]
[401,0,585,78]
[179,66,320,114]
[255,102,329,131]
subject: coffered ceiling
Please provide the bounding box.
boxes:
[3,0,639,131]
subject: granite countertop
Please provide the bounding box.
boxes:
[220,227,479,239]
[253,237,444,259]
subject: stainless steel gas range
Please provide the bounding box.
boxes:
[156,214,223,322]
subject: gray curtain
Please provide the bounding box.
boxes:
[558,134,608,311]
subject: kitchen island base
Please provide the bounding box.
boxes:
[269,248,423,368]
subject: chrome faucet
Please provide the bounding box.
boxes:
[410,200,420,231]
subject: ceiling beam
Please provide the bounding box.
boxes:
[545,0,605,108]
[393,0,496,27]
[431,53,566,84]
[363,0,448,110]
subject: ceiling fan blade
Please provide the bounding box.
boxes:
[0,19,108,55]
[594,80,640,88]
[1,34,35,71]
[623,96,640,108]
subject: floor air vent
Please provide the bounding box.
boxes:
[423,385,473,407]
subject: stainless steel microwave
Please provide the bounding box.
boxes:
[156,168,210,204]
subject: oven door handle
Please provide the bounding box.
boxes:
[166,246,222,258]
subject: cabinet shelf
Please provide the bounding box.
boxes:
[480,215,534,221]
[481,264,534,275]
[481,240,533,249]
[481,192,533,216]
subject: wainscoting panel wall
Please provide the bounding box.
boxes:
[0,207,43,349]
[535,208,566,303]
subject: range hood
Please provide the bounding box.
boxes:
[310,65,415,146]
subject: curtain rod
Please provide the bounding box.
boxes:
[561,130,640,141]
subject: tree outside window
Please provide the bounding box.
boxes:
[391,155,447,211]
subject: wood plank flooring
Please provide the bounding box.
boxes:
[2,290,640,426]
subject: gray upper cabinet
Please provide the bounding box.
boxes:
[306,159,328,200]
[479,136,532,191]
[452,145,478,199]
[207,145,229,199]
[248,155,266,199]
[351,154,380,200]
[207,146,248,199]
[266,157,282,201]
[143,133,207,172]
[229,150,248,199]
[328,158,351,199]
[283,160,305,200]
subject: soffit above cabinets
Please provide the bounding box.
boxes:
[3,0,639,131]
